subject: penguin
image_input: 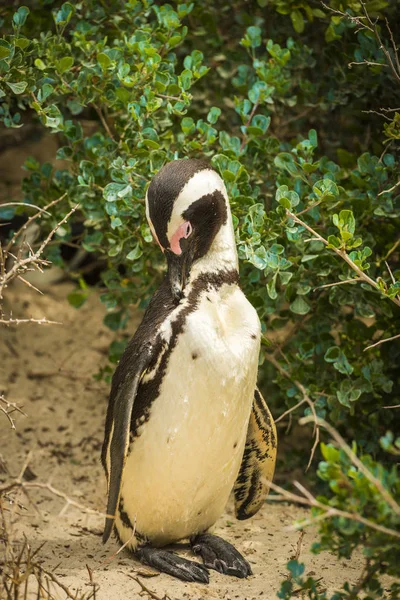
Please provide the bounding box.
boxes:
[101,159,277,583]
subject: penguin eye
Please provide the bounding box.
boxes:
[184,222,192,238]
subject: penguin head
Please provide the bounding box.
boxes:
[146,159,230,300]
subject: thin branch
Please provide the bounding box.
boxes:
[0,317,61,326]
[17,275,43,295]
[265,352,319,470]
[128,575,169,600]
[314,278,362,291]
[92,104,116,142]
[378,180,400,196]
[300,416,400,517]
[267,480,400,539]
[286,209,400,308]
[4,194,67,254]
[240,101,260,153]
[0,203,80,301]
[364,332,400,351]
[0,202,51,214]
[275,399,308,424]
[0,395,27,429]
[296,200,323,216]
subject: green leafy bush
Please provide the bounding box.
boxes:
[1,0,399,596]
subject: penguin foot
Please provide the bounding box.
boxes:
[191,533,252,579]
[136,546,210,583]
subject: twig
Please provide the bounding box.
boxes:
[364,332,400,351]
[286,209,400,308]
[313,278,361,291]
[378,180,400,195]
[275,399,308,424]
[383,404,400,409]
[240,101,260,153]
[128,575,169,600]
[296,200,323,216]
[92,104,116,142]
[0,317,61,326]
[1,476,108,518]
[290,529,305,563]
[266,480,400,539]
[0,202,51,214]
[0,395,27,429]
[0,203,80,303]
[4,194,67,254]
[265,353,319,470]
[300,416,400,516]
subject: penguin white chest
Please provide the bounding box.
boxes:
[118,284,261,548]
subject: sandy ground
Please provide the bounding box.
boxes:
[0,282,365,600]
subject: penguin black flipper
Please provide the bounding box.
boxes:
[102,346,153,543]
[101,279,176,543]
[234,387,277,520]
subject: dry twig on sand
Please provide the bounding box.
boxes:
[0,394,26,429]
[0,194,79,323]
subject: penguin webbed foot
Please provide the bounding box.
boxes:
[191,533,252,579]
[136,546,209,584]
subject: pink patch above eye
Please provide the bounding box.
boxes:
[170,221,192,255]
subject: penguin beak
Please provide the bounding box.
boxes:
[166,243,195,301]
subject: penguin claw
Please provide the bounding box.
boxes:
[136,547,209,583]
[191,533,252,579]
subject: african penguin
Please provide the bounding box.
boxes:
[101,159,277,583]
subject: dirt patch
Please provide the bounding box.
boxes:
[0,282,364,599]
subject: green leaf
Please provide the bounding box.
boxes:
[324,346,340,362]
[40,83,54,101]
[97,52,112,69]
[103,183,130,202]
[67,290,88,309]
[274,153,299,176]
[6,81,27,94]
[327,235,341,249]
[276,185,300,208]
[54,2,74,26]
[34,58,46,70]
[181,117,195,134]
[207,107,221,125]
[126,244,143,261]
[291,9,305,33]
[13,6,30,27]
[290,296,310,315]
[0,42,12,60]
[56,56,74,74]
[287,560,305,579]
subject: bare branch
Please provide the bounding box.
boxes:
[0,202,79,304]
[0,202,51,214]
[314,278,362,291]
[0,317,61,326]
[364,332,400,351]
[267,480,400,539]
[0,395,27,429]
[378,180,400,196]
[265,352,320,470]
[300,416,400,517]
[4,193,67,254]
